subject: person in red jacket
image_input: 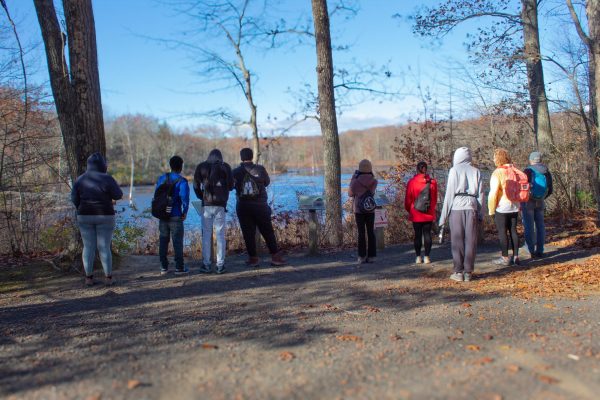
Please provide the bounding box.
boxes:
[404,161,438,264]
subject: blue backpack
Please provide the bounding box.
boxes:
[529,167,548,200]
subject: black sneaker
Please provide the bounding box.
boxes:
[174,266,189,275]
[216,265,226,274]
[160,268,169,276]
[199,265,212,273]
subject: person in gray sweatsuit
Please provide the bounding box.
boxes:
[438,147,484,282]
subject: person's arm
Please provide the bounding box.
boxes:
[71,180,80,208]
[370,177,378,193]
[226,164,235,191]
[545,171,553,197]
[488,171,500,216]
[477,171,485,220]
[180,179,190,218]
[193,165,203,200]
[109,176,123,200]
[404,178,413,213]
[262,166,271,187]
[438,169,456,227]
[430,179,438,217]
[348,176,356,197]
[524,168,533,183]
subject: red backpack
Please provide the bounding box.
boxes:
[501,165,530,203]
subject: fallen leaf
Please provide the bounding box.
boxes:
[336,334,362,342]
[364,305,381,312]
[567,354,580,361]
[201,343,219,349]
[86,396,102,400]
[472,357,494,365]
[279,351,295,361]
[543,303,557,309]
[506,364,520,373]
[466,344,481,351]
[127,380,141,390]
[390,334,403,341]
[537,375,559,384]
[461,303,472,308]
[484,335,494,340]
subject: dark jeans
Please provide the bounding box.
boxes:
[413,222,432,256]
[494,212,519,257]
[159,217,184,269]
[237,203,278,257]
[355,213,376,258]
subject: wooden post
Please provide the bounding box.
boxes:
[308,209,319,255]
[375,206,385,250]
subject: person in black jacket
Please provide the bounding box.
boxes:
[521,151,553,258]
[194,149,234,273]
[232,148,285,268]
[71,152,123,286]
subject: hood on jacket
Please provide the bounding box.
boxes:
[529,163,548,174]
[87,152,107,173]
[453,147,472,166]
[207,149,223,164]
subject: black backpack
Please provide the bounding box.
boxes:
[203,161,229,205]
[356,179,377,213]
[414,179,431,213]
[151,174,181,220]
[239,168,260,199]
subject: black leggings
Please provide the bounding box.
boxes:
[413,222,432,256]
[494,212,519,257]
[355,213,376,258]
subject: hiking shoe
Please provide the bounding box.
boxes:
[245,257,260,268]
[199,264,212,273]
[415,256,423,264]
[105,276,114,286]
[463,273,472,282]
[85,276,94,287]
[357,257,367,265]
[271,252,286,266]
[160,268,169,276]
[366,257,376,264]
[449,272,464,282]
[216,265,226,274]
[423,256,431,264]
[174,266,190,275]
[492,257,511,266]
[512,256,521,266]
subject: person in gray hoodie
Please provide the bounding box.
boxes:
[438,147,484,282]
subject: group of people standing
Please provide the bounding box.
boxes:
[71,145,552,286]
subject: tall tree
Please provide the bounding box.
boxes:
[312,0,343,246]
[412,0,554,152]
[33,0,105,181]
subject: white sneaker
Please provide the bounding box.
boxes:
[415,256,423,264]
[423,256,431,264]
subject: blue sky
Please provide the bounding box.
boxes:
[6,0,575,136]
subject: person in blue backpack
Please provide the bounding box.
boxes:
[522,151,553,258]
[155,156,190,275]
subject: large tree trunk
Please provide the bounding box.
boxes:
[34,0,105,181]
[587,0,600,222]
[521,0,554,153]
[311,0,343,246]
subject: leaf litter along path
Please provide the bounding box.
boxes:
[1,241,600,400]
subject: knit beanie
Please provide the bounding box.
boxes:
[358,159,372,173]
[529,151,542,163]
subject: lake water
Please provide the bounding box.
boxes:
[115,173,392,228]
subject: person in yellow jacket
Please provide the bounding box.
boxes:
[488,148,521,266]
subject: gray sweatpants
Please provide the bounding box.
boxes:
[449,210,478,273]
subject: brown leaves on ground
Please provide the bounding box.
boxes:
[127,380,141,390]
[420,255,600,299]
[279,351,295,361]
[472,357,494,365]
[336,334,363,342]
[537,374,560,384]
[546,212,600,250]
[200,343,219,349]
[466,344,481,351]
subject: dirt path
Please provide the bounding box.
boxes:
[1,242,599,400]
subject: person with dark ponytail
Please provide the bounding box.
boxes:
[405,161,438,264]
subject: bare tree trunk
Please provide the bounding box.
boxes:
[521,0,554,153]
[587,0,600,221]
[239,56,261,163]
[33,0,106,181]
[312,0,343,246]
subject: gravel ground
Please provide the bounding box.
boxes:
[1,242,599,400]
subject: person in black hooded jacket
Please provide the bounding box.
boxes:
[71,152,123,286]
[193,149,234,273]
